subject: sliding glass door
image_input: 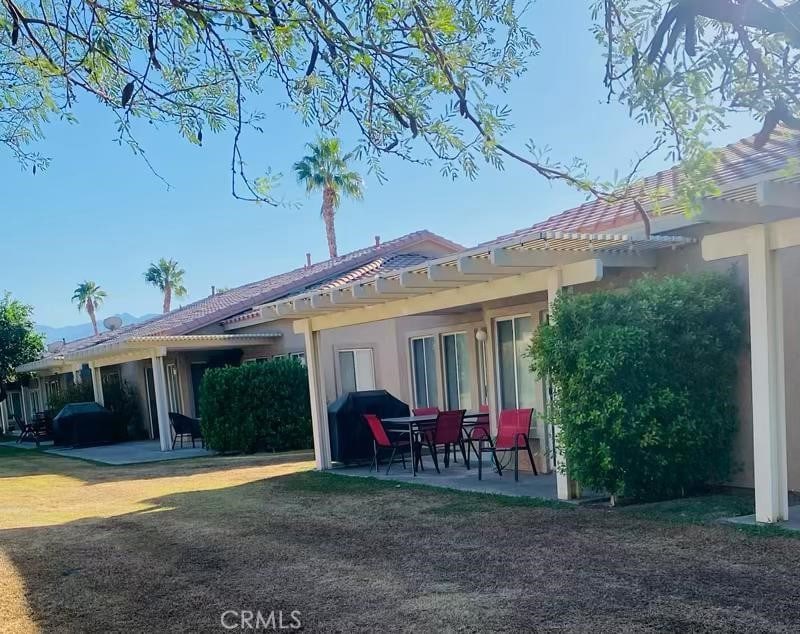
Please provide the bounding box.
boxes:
[496,316,536,410]
[442,332,472,410]
[410,336,438,408]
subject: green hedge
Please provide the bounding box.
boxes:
[530,272,745,501]
[199,358,313,453]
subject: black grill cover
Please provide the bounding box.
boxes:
[52,402,123,447]
[327,390,410,464]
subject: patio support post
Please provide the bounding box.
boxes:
[20,385,28,423]
[91,365,105,406]
[0,398,7,433]
[548,268,580,501]
[746,226,788,523]
[151,351,172,452]
[300,320,331,470]
[481,309,499,435]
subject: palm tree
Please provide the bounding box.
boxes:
[71,281,107,336]
[144,258,188,313]
[293,138,364,259]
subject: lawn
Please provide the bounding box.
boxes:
[1,447,800,632]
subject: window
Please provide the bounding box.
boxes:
[166,363,182,413]
[442,332,472,410]
[496,316,536,410]
[338,348,375,394]
[26,379,42,417]
[9,391,23,421]
[44,377,61,407]
[102,371,121,385]
[410,336,438,408]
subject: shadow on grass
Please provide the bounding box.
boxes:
[4,467,800,632]
[0,445,313,483]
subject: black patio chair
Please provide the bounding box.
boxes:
[169,412,204,449]
[17,412,52,447]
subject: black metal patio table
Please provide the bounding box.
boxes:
[382,411,489,476]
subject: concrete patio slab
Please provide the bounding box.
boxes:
[335,457,605,503]
[723,505,800,532]
[43,440,215,465]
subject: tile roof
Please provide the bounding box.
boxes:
[312,254,431,291]
[490,126,800,241]
[30,231,461,365]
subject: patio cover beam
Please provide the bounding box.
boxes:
[428,263,497,283]
[398,271,463,289]
[490,248,586,268]
[374,277,430,296]
[294,258,604,334]
[354,282,419,300]
[699,199,800,225]
[756,181,800,209]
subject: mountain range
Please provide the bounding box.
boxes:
[37,313,158,344]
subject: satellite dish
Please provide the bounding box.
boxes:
[103,315,123,331]
[47,340,65,353]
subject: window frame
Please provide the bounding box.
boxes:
[166,362,182,413]
[441,331,472,410]
[494,313,535,411]
[409,335,439,409]
[337,347,376,394]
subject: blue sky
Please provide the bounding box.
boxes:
[2,3,755,327]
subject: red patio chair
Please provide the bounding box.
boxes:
[413,407,464,464]
[363,414,416,475]
[477,409,538,481]
[419,410,467,473]
[465,409,492,468]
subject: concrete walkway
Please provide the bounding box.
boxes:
[723,505,800,532]
[336,456,604,503]
[44,440,215,465]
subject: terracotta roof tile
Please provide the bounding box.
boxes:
[36,231,460,362]
[488,126,800,241]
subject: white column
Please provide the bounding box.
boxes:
[549,268,580,501]
[0,399,7,433]
[91,366,105,406]
[20,385,28,423]
[481,309,499,435]
[748,225,789,523]
[151,353,172,451]
[301,320,331,470]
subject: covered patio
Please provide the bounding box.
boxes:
[338,462,569,500]
[15,333,281,452]
[249,229,696,502]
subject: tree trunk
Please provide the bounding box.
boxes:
[87,299,98,336]
[321,186,338,259]
[163,284,172,314]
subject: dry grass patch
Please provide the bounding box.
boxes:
[1,448,800,632]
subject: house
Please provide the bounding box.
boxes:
[218,126,800,525]
[9,126,800,525]
[7,231,463,447]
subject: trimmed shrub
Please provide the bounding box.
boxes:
[103,380,145,440]
[199,358,312,453]
[529,272,745,501]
